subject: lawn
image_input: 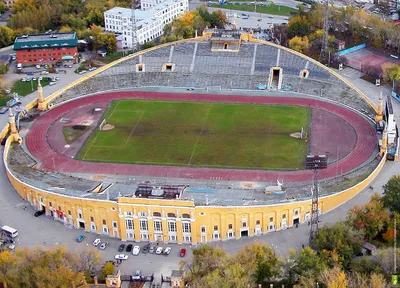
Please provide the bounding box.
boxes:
[77,100,311,170]
[209,3,296,16]
[11,78,51,97]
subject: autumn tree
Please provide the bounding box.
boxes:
[347,194,390,242]
[318,266,348,288]
[287,16,310,38]
[0,250,18,288]
[289,36,309,53]
[0,26,15,48]
[0,1,6,13]
[382,174,400,212]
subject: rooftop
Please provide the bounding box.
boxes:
[13,32,78,50]
[14,32,77,43]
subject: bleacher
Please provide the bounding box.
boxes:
[170,42,195,73]
[254,44,278,75]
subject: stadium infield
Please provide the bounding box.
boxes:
[77,100,311,170]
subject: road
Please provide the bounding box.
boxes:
[0,63,399,279]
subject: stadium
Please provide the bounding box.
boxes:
[3,30,386,244]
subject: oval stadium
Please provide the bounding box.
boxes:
[4,30,384,244]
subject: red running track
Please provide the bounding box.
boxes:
[25,91,377,183]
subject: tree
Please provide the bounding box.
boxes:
[347,194,390,242]
[142,41,156,50]
[233,243,280,284]
[0,63,8,75]
[318,266,348,288]
[0,27,15,48]
[382,175,400,212]
[0,250,18,288]
[99,262,114,281]
[312,222,364,270]
[0,2,6,14]
[289,36,310,53]
[287,16,310,38]
[12,0,36,14]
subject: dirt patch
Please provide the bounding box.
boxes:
[101,124,115,131]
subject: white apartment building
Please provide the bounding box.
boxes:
[104,0,189,48]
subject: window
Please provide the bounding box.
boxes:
[168,221,176,232]
[201,226,206,233]
[125,219,134,230]
[242,221,247,228]
[49,202,52,207]
[58,206,61,211]
[40,197,44,203]
[214,225,218,231]
[102,219,106,225]
[224,43,228,49]
[282,214,286,219]
[153,212,161,217]
[112,221,117,228]
[154,220,162,232]
[182,213,190,219]
[90,217,94,222]
[270,217,273,223]
[139,212,147,217]
[228,224,233,230]
[68,210,71,216]
[256,220,261,225]
[103,227,108,233]
[125,211,132,216]
[295,210,299,215]
[78,212,82,219]
[182,222,191,233]
[140,220,148,231]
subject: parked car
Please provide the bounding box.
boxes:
[34,210,45,217]
[114,254,128,260]
[88,67,97,71]
[163,247,171,255]
[126,244,133,252]
[40,71,49,75]
[32,77,37,81]
[49,82,57,86]
[180,248,186,257]
[142,243,150,253]
[99,242,109,250]
[8,244,15,251]
[132,270,141,281]
[0,107,9,114]
[78,70,87,75]
[118,244,125,252]
[132,245,140,255]
[156,246,163,255]
[36,65,41,69]
[76,235,85,242]
[92,238,101,246]
[7,97,22,107]
[149,245,155,254]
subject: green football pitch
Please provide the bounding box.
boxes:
[77,100,311,170]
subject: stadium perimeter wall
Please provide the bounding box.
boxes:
[1,37,385,244]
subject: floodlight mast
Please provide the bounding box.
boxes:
[305,154,328,245]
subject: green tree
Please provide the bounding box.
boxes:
[287,16,310,38]
[142,41,156,49]
[99,262,114,281]
[233,243,280,284]
[0,63,8,74]
[382,175,400,212]
[0,27,15,48]
[0,1,6,14]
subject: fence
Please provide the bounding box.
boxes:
[336,43,366,56]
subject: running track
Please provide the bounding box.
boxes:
[25,91,377,183]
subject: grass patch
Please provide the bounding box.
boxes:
[208,3,296,16]
[77,100,311,170]
[11,78,51,97]
[0,96,12,107]
[100,50,135,64]
[63,125,91,145]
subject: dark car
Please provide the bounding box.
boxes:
[34,210,45,217]
[118,244,125,252]
[142,243,150,254]
[126,244,133,252]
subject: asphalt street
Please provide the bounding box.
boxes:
[0,61,399,279]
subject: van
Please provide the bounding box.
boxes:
[1,225,18,238]
[16,63,22,70]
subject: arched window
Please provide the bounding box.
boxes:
[167,213,176,218]
[182,213,190,219]
[153,212,161,217]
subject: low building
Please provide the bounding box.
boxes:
[104,0,188,48]
[2,0,15,8]
[13,32,78,66]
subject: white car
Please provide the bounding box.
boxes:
[99,242,109,250]
[36,65,41,69]
[49,82,57,86]
[132,245,140,255]
[156,246,163,255]
[114,254,129,260]
[163,247,171,255]
[92,238,101,246]
[40,71,49,75]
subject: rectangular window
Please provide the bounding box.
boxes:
[201,226,206,233]
[112,221,117,228]
[214,225,218,231]
[68,210,71,216]
[295,210,299,215]
[102,219,106,225]
[168,221,176,232]
[125,219,134,230]
[282,214,286,219]
[140,220,148,231]
[139,212,147,217]
[58,206,61,211]
[242,222,247,228]
[90,217,94,222]
[154,221,162,232]
[256,220,261,225]
[182,222,191,233]
[269,217,273,223]
[228,224,233,230]
[49,202,52,207]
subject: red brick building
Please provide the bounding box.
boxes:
[13,32,78,66]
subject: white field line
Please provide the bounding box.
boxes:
[123,111,145,148]
[187,104,212,165]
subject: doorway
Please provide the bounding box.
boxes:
[241,230,249,237]
[293,218,299,225]
[78,221,85,229]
